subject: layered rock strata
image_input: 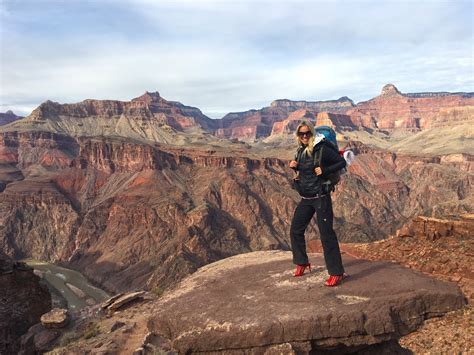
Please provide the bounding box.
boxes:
[28,91,216,131]
[397,215,473,240]
[270,109,315,135]
[147,251,465,353]
[0,131,471,293]
[216,97,355,140]
[347,84,474,130]
[4,86,473,142]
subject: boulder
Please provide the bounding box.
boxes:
[105,291,145,314]
[40,308,68,329]
[147,251,465,354]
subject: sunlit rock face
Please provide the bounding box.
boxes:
[347,84,474,130]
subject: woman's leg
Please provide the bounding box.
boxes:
[290,199,315,265]
[315,194,344,275]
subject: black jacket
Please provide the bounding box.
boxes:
[293,141,346,197]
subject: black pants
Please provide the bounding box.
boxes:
[290,194,344,275]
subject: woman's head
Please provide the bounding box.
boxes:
[295,120,315,155]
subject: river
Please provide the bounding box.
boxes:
[25,260,110,310]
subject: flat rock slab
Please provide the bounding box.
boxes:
[106,291,145,313]
[41,308,68,329]
[147,251,465,353]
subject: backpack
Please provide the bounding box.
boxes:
[293,126,354,193]
[293,139,340,194]
[315,125,338,150]
[313,141,341,193]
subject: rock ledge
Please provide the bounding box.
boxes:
[147,251,465,353]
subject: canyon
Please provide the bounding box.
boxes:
[0,85,472,353]
[1,85,473,294]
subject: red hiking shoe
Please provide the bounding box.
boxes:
[324,274,347,287]
[294,263,311,277]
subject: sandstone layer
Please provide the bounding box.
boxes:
[41,308,69,329]
[3,86,473,145]
[347,84,474,130]
[2,92,222,146]
[147,250,465,353]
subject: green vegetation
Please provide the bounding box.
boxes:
[83,322,101,339]
[59,330,80,347]
[151,286,164,298]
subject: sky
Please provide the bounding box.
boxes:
[0,0,473,118]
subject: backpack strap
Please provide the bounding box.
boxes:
[313,143,324,168]
[295,146,304,163]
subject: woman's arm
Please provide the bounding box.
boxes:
[321,143,346,175]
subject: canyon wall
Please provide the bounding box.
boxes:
[347,84,474,130]
[1,131,471,294]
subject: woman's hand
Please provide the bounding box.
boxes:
[314,167,323,176]
[289,160,298,169]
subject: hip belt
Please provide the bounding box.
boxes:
[301,193,327,200]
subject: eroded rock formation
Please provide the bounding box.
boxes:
[0,130,471,294]
[29,91,216,131]
[347,84,474,130]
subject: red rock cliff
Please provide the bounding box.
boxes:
[347,84,474,130]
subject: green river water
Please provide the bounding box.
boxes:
[24,260,110,310]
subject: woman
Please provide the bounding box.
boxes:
[289,120,347,286]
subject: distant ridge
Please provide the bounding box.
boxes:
[0,110,23,126]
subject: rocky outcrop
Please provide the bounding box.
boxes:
[2,92,224,146]
[397,215,473,240]
[270,96,355,112]
[315,112,356,130]
[214,106,289,139]
[0,130,78,169]
[215,97,355,140]
[102,291,146,315]
[270,109,316,135]
[214,85,473,140]
[4,86,472,142]
[347,84,474,130]
[0,110,23,126]
[147,251,465,353]
[41,308,69,329]
[28,91,216,131]
[0,254,52,354]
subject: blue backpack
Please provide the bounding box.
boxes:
[314,126,342,191]
[315,125,338,150]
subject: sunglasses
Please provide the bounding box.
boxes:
[298,131,312,137]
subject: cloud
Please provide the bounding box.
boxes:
[0,0,472,117]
